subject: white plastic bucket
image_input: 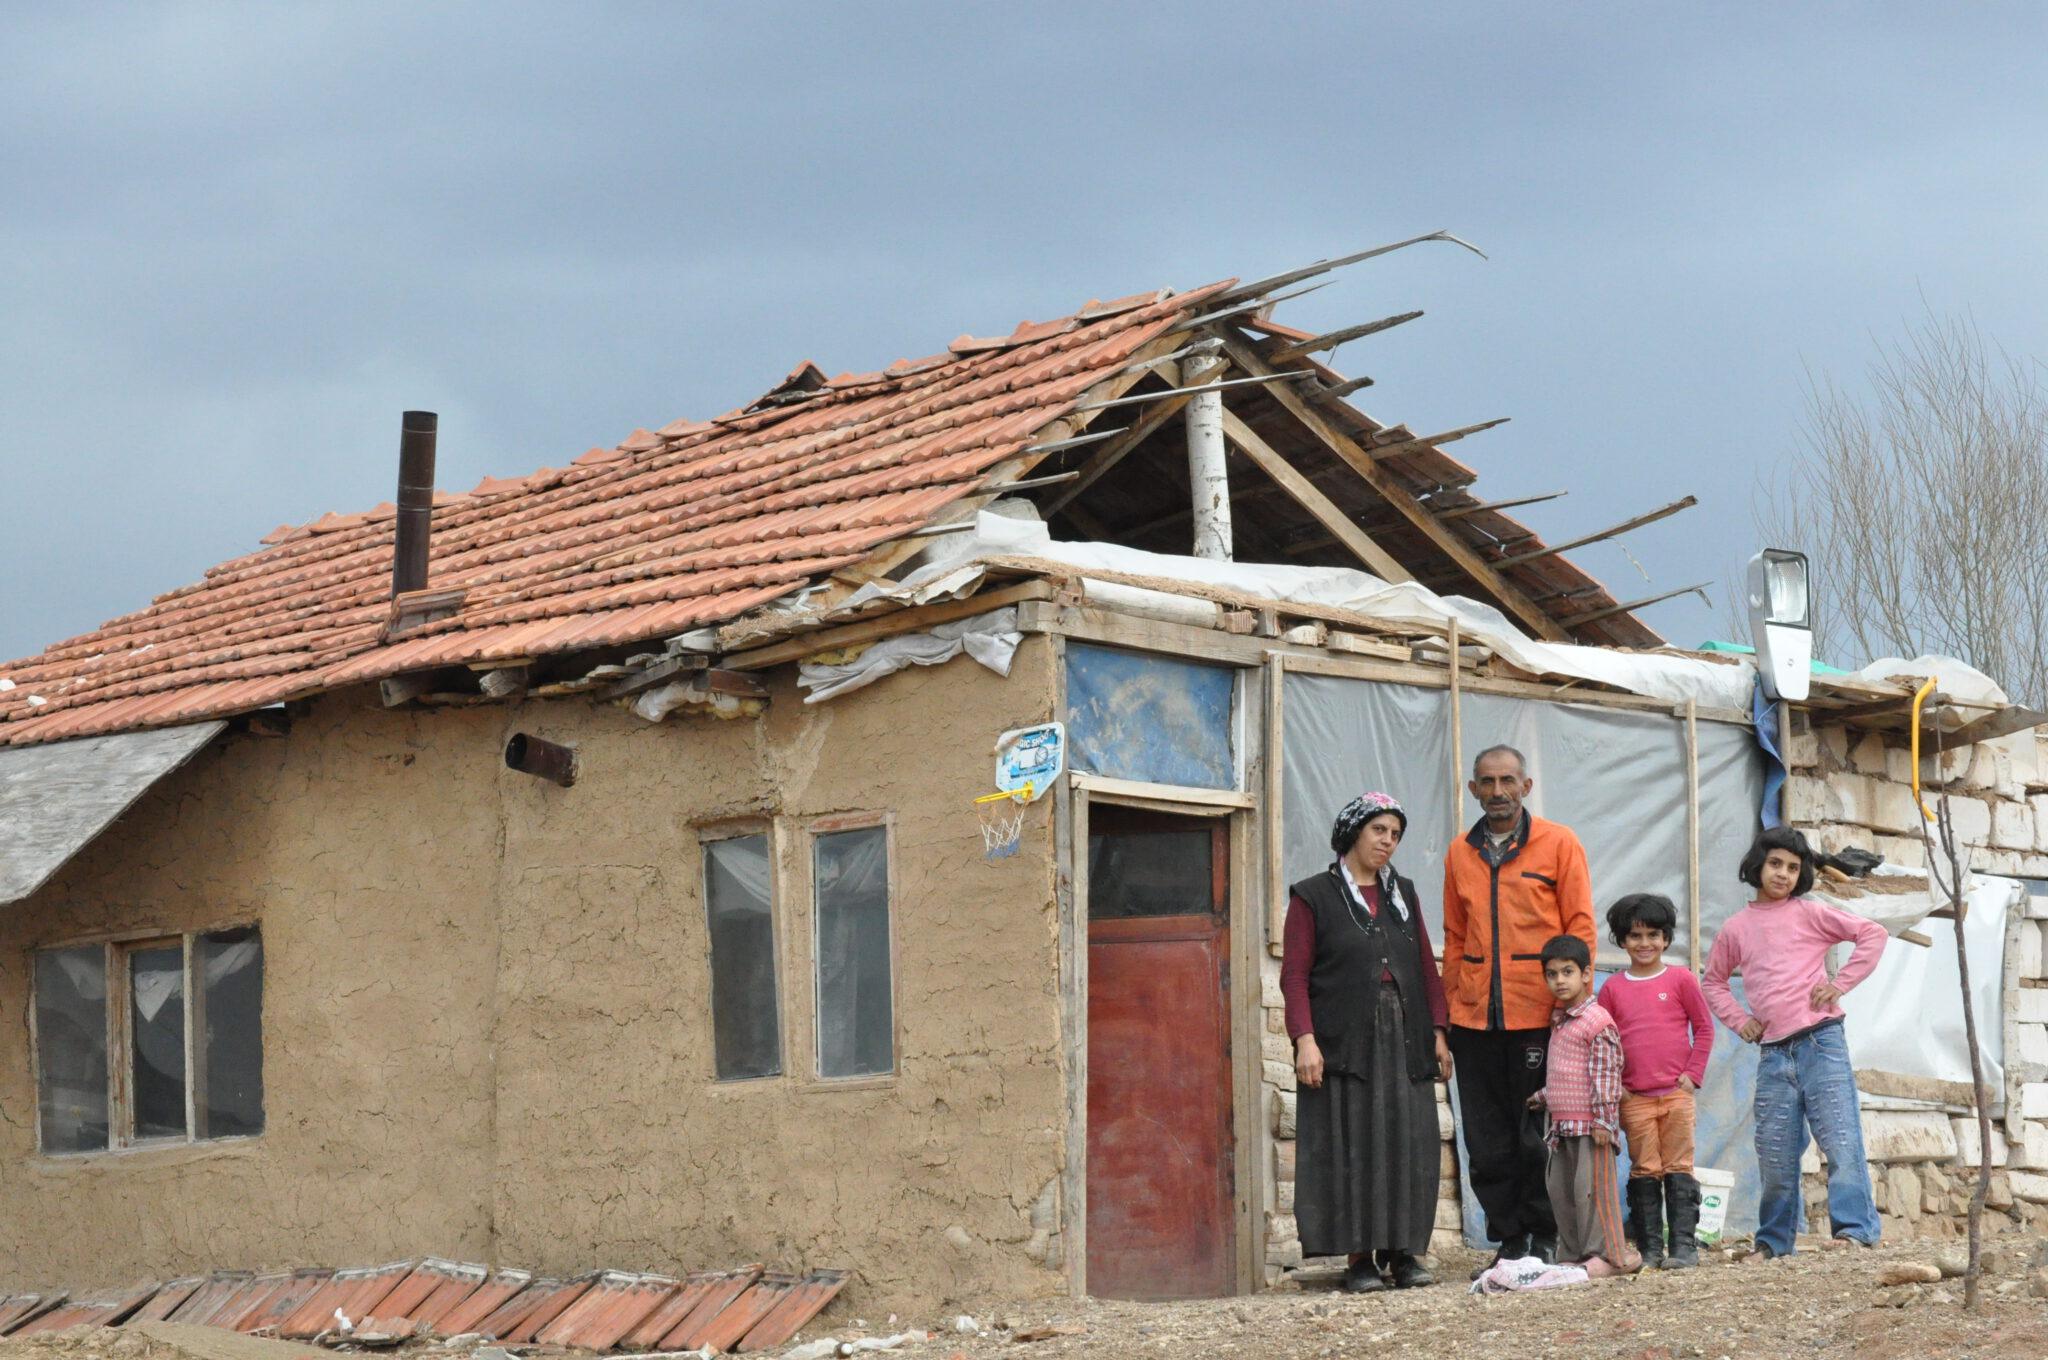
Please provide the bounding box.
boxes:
[1695,1166,1735,1244]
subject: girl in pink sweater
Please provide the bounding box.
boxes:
[1702,827,1887,1258]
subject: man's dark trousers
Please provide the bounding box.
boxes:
[1450,1025,1557,1247]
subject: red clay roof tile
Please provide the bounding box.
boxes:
[0,284,1223,746]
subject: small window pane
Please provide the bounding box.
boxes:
[704,836,781,1081]
[1088,828,1215,918]
[129,944,187,1140]
[198,927,264,1138]
[34,947,108,1153]
[814,826,893,1079]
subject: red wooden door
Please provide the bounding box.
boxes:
[1085,806,1235,1300]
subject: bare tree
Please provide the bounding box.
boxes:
[1916,722,1992,1312]
[1750,310,2048,705]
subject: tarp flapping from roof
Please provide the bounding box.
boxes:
[0,721,225,905]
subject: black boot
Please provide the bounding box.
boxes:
[1626,1177,1666,1268]
[1660,1172,1700,1269]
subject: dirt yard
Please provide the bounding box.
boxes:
[920,1236,2048,1360]
[2,1236,2045,1360]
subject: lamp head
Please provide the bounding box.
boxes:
[1747,548,1812,701]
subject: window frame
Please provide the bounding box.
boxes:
[803,812,900,1088]
[29,920,262,1158]
[697,821,786,1085]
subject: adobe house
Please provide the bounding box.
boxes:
[3,237,2042,1311]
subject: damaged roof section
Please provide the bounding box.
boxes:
[0,234,1694,747]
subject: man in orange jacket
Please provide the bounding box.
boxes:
[1443,744,1596,1270]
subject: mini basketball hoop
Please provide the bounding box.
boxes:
[975,784,1032,860]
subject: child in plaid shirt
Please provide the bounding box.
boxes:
[1527,934,1641,1277]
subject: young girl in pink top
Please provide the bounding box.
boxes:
[1702,827,1888,1258]
[1597,892,1713,1269]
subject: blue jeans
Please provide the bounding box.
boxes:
[1753,1020,1881,1255]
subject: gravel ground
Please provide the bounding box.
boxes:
[907,1235,2048,1360]
[3,1237,2044,1360]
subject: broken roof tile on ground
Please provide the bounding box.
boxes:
[0,1257,847,1354]
[0,243,1676,748]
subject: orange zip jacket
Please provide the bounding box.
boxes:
[1440,811,1596,1032]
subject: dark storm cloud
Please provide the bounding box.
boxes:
[6,3,2048,662]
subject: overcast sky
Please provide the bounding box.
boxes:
[6,3,2048,663]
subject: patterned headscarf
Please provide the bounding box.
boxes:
[1329,791,1408,855]
[1330,792,1412,922]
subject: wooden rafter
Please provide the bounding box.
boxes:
[1041,369,1217,516]
[1213,329,1572,642]
[1491,496,1698,568]
[1363,417,1510,460]
[1434,490,1567,521]
[1219,410,1413,582]
[1269,311,1424,363]
[1556,582,1711,627]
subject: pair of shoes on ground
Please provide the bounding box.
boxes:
[1628,1173,1701,1270]
[1342,1251,1435,1293]
[1466,1232,1558,1280]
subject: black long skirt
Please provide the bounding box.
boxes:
[1294,987,1440,1257]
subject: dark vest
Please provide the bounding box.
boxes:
[1291,864,1435,1082]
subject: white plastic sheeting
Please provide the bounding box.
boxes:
[796,607,1022,703]
[1279,672,1765,952]
[1841,872,2016,1097]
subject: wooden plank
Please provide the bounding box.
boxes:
[1214,330,1571,642]
[1015,600,1269,667]
[1358,417,1510,461]
[1435,490,1567,521]
[720,580,1054,671]
[1448,619,1463,825]
[1071,773,1255,809]
[598,654,709,700]
[1219,409,1412,582]
[1686,698,1702,965]
[1264,653,1287,951]
[1492,496,1699,568]
[1268,311,1423,362]
[1042,392,1202,515]
[1275,649,1755,726]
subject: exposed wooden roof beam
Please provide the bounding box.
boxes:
[1320,375,1375,399]
[1365,417,1511,460]
[1434,490,1568,521]
[1213,328,1570,642]
[1219,410,1413,583]
[1492,496,1699,568]
[1041,390,1204,516]
[1268,312,1424,363]
[1556,582,1712,628]
[1209,231,1487,307]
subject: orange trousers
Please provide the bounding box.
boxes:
[1619,1089,1696,1177]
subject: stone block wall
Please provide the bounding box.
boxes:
[1784,720,2048,1241]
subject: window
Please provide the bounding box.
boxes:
[33,926,263,1153]
[702,834,782,1081]
[812,825,894,1079]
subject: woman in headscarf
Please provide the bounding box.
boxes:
[1281,792,1453,1292]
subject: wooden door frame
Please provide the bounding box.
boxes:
[1062,778,1261,1298]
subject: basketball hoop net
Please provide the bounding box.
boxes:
[974,783,1032,860]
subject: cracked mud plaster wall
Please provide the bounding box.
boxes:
[487,637,1066,1308]
[0,699,504,1284]
[0,637,1065,1309]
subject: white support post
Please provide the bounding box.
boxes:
[1186,385,1232,560]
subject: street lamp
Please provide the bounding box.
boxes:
[1747,548,1812,702]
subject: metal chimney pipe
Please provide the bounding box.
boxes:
[393,410,438,597]
[505,733,577,788]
